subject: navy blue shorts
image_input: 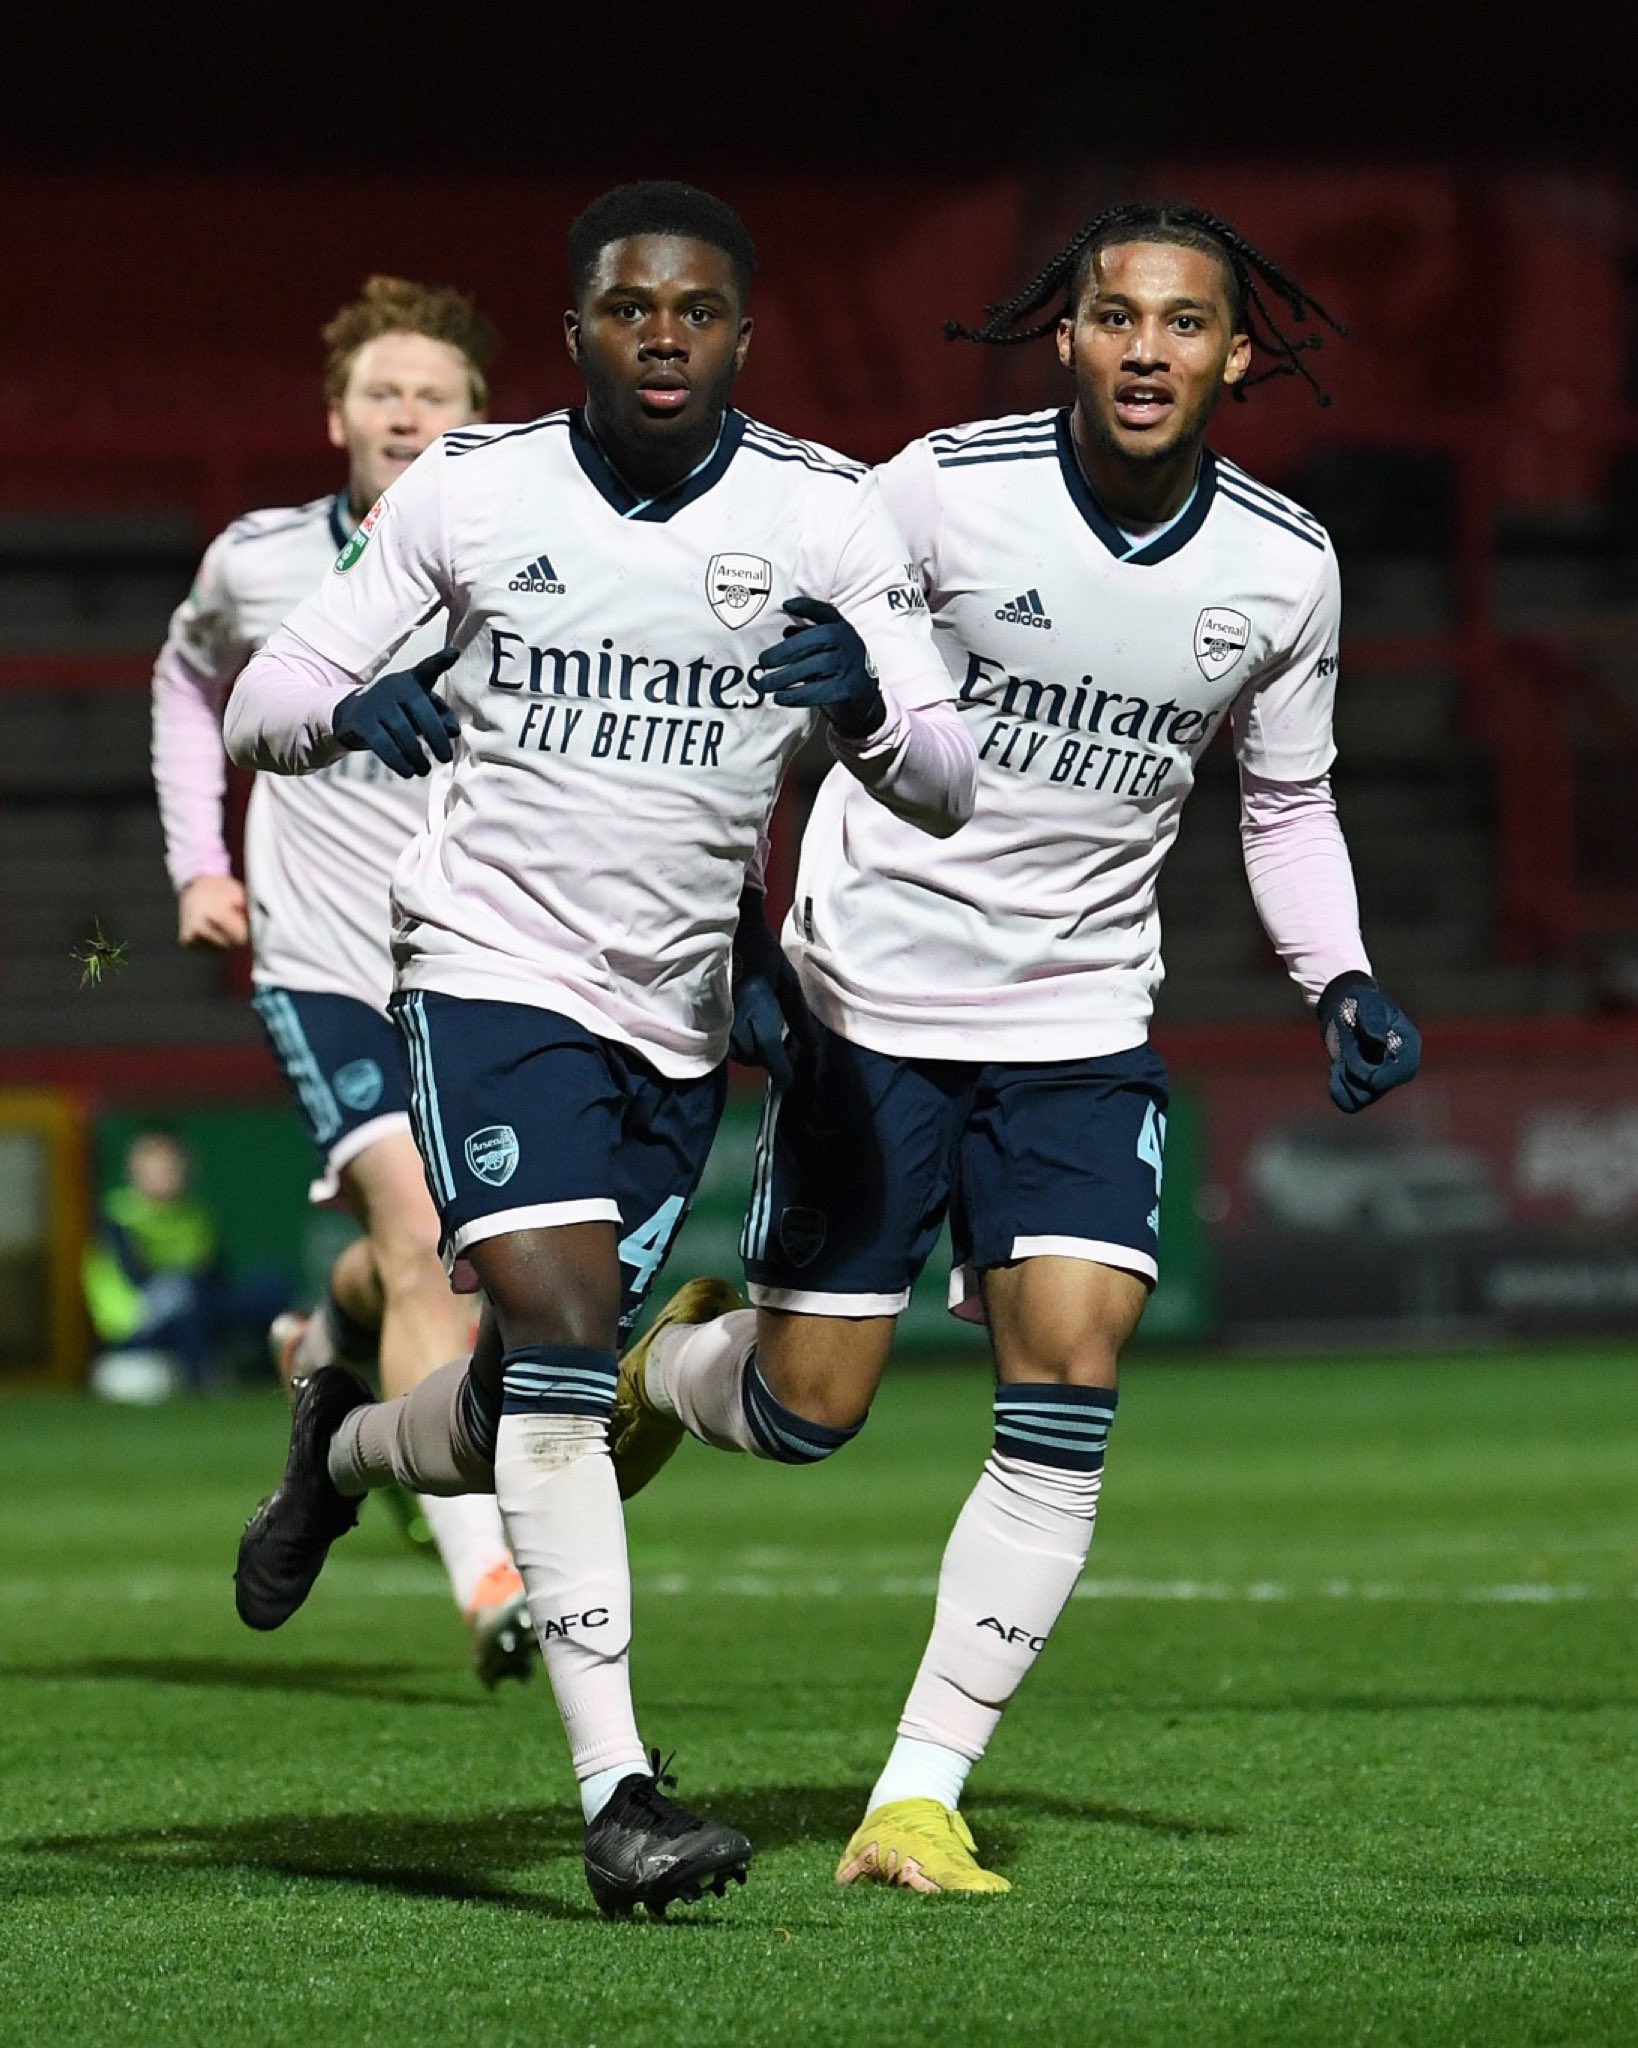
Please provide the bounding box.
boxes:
[251,986,413,1200]
[392,990,726,1334]
[741,1020,1168,1320]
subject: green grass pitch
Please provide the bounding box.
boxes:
[3,1351,1636,2047]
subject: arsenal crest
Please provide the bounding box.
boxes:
[464,1124,520,1187]
[778,1205,827,1267]
[706,553,773,629]
[333,1058,384,1112]
[1194,607,1250,682]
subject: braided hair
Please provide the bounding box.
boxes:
[946,200,1344,405]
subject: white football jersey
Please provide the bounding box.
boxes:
[155,494,440,1006]
[793,409,1342,1060]
[272,409,960,1078]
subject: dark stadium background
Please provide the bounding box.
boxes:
[2,1,1636,1372]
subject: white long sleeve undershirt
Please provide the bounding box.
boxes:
[1239,768,1371,1003]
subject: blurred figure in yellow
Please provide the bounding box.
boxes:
[82,1128,285,1395]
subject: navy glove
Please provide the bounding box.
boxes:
[331,647,460,777]
[729,888,810,1091]
[752,597,886,739]
[1317,972,1422,1113]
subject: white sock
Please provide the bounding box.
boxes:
[493,1409,647,1783]
[292,1311,338,1378]
[579,1761,643,1823]
[866,1735,973,1814]
[645,1310,762,1452]
[885,1446,1106,1795]
[414,1492,513,1613]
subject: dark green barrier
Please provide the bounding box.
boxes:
[93,1109,346,1301]
[95,1085,1212,1352]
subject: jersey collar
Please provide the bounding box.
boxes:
[1054,411,1218,565]
[327,494,351,552]
[569,407,747,521]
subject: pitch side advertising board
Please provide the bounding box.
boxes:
[1186,1035,1638,1342]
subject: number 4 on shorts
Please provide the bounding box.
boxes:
[618,1194,687,1304]
[1137,1101,1167,1234]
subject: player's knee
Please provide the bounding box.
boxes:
[1027,1337,1123,1388]
[367,1228,445,1309]
[491,1288,618,1354]
[741,1354,867,1465]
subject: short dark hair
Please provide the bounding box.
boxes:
[568,181,757,302]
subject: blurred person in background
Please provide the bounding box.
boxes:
[147,276,535,1688]
[82,1127,285,1396]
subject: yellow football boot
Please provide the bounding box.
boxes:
[835,1800,1010,1894]
[609,1275,744,1500]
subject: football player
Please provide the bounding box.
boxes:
[150,276,536,1685]
[619,200,1422,1893]
[223,182,977,1916]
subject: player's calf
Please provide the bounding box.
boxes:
[847,1381,1117,1878]
[636,1300,869,1466]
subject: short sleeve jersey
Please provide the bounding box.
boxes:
[160,495,441,1006]
[276,409,956,1078]
[791,408,1342,1061]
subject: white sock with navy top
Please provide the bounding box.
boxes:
[647,1310,864,1463]
[492,1342,647,1819]
[867,1382,1117,1814]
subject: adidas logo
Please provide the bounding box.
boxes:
[508,551,565,595]
[995,588,1052,629]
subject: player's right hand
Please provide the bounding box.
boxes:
[331,648,460,776]
[730,890,811,1091]
[178,874,249,950]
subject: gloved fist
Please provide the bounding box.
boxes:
[1317,972,1422,1113]
[331,647,460,776]
[729,890,811,1091]
[751,597,886,739]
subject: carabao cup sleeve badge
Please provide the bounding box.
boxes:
[334,496,388,573]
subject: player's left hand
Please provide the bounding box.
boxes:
[751,598,886,739]
[730,892,811,1091]
[1317,973,1421,1113]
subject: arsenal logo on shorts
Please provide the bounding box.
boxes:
[333,1058,384,1113]
[1194,606,1251,682]
[778,1205,827,1267]
[706,553,773,629]
[464,1124,520,1187]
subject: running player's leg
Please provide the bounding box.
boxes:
[241,990,752,1905]
[341,1129,524,1651]
[619,1019,955,1482]
[843,1047,1166,1892]
[252,984,522,1661]
[254,987,386,1382]
[400,995,746,1879]
[385,991,648,1811]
